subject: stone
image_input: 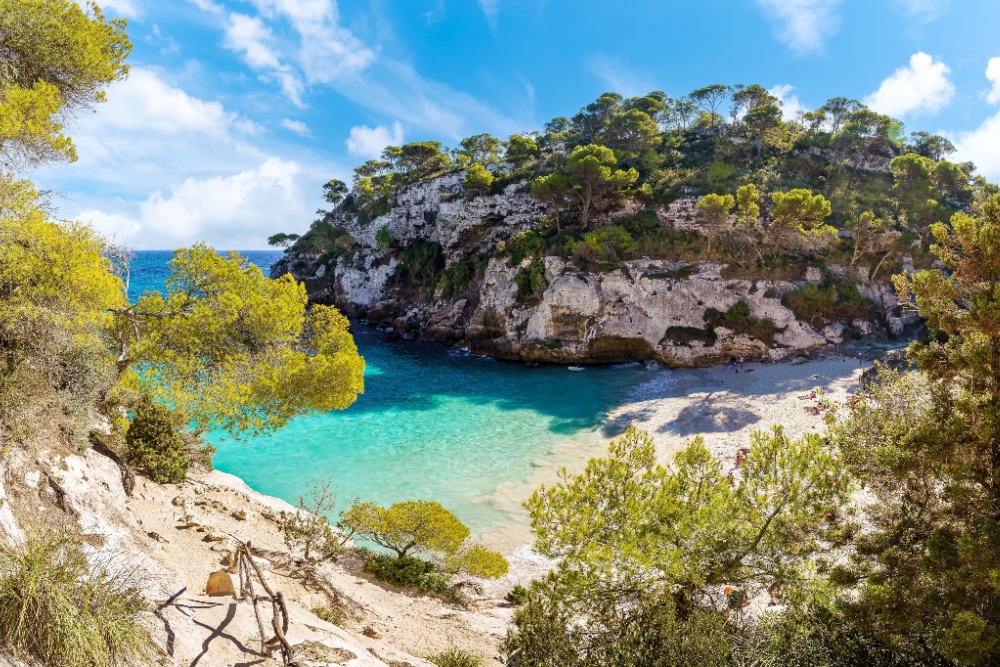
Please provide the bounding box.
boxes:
[852,319,874,335]
[203,533,226,542]
[804,267,824,283]
[205,570,236,597]
[822,322,845,344]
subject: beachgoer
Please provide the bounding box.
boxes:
[738,355,745,370]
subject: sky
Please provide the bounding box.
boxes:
[35,0,1000,249]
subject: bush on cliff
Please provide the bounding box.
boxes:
[124,396,189,484]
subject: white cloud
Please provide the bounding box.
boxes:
[865,52,955,117]
[190,0,527,140]
[224,13,306,106]
[64,67,261,144]
[895,0,950,20]
[209,0,376,106]
[987,57,1000,104]
[586,54,656,98]
[478,0,499,29]
[346,122,404,159]
[76,158,312,249]
[280,118,311,136]
[755,0,841,55]
[770,84,808,121]
[953,112,1000,183]
[35,68,340,249]
[98,0,143,18]
[225,14,282,70]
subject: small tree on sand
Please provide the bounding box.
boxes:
[340,500,508,578]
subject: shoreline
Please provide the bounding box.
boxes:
[468,354,869,591]
[128,352,872,663]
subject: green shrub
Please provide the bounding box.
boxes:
[464,163,494,195]
[0,529,155,667]
[125,396,189,484]
[439,255,486,299]
[707,161,736,182]
[389,239,445,297]
[363,554,435,588]
[515,256,548,303]
[503,229,549,265]
[418,572,455,596]
[312,605,347,627]
[428,646,485,667]
[704,301,780,345]
[363,554,465,602]
[783,283,876,323]
[783,283,837,321]
[375,224,392,251]
[569,225,638,265]
[506,584,530,606]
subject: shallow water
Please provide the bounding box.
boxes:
[130,251,657,533]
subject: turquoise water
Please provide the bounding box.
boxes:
[131,251,651,533]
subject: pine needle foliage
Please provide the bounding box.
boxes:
[124,395,189,484]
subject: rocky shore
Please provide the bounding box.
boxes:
[273,169,915,367]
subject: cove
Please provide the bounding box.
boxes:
[130,251,654,533]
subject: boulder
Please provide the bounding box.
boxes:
[822,322,845,344]
[205,570,236,597]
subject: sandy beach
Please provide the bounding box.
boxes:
[608,355,867,464]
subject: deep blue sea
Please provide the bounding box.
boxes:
[130,251,654,534]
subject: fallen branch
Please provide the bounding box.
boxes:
[235,539,298,666]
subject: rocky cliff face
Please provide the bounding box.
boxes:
[273,171,901,367]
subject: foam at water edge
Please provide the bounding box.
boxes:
[628,369,679,402]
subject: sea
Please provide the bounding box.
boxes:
[129,250,660,534]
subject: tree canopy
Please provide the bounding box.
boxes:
[0,0,131,170]
[114,245,365,437]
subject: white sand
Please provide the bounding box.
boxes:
[608,355,866,464]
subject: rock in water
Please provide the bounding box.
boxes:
[205,570,236,597]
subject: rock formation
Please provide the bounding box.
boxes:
[273,169,906,367]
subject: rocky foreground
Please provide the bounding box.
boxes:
[0,441,514,666]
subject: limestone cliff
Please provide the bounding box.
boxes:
[273,169,904,367]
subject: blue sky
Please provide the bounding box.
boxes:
[37,0,1000,249]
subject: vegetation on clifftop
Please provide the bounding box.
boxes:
[275,85,994,329]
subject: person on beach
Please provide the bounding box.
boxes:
[738,355,745,371]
